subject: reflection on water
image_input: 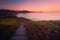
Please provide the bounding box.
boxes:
[16,13,60,21]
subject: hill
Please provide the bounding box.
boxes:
[0,9,17,18]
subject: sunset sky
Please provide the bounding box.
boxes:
[0,0,60,12]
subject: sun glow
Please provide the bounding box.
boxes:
[0,0,60,12]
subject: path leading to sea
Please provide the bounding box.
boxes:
[11,23,28,40]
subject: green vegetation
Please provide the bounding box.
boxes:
[0,17,60,40]
[24,21,60,40]
[0,18,19,40]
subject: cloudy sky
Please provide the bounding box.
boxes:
[0,0,60,12]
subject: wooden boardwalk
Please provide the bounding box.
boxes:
[11,23,28,40]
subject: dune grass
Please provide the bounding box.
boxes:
[24,21,60,40]
[0,18,60,40]
[0,18,20,40]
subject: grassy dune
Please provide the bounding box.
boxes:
[24,21,60,40]
[0,18,20,40]
[0,17,60,40]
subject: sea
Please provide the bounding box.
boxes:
[16,13,60,21]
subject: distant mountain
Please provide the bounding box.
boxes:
[0,9,42,18]
[18,10,30,13]
[0,9,31,14]
[18,10,37,13]
[0,9,17,13]
[0,9,17,18]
